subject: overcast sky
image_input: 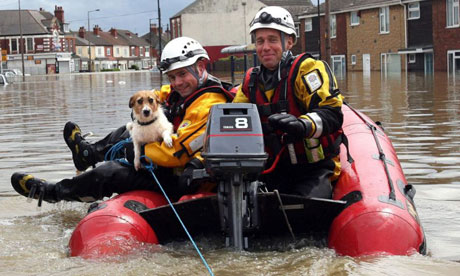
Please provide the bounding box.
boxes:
[0,0,195,36]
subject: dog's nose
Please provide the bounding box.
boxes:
[143,109,150,117]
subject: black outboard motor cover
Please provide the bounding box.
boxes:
[202,103,267,181]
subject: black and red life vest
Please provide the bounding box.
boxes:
[241,53,343,164]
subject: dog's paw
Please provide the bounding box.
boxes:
[163,135,173,148]
[134,159,141,171]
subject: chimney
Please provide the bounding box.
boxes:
[93,25,101,36]
[110,28,118,38]
[78,26,86,38]
[54,6,64,23]
[150,24,158,35]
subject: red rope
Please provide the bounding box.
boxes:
[262,146,286,175]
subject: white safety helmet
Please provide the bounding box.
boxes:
[249,6,297,44]
[158,36,209,74]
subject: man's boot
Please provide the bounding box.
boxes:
[63,121,96,171]
[11,173,59,206]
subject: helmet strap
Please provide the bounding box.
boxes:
[186,64,206,88]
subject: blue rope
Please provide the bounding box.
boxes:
[141,155,214,276]
[104,138,132,166]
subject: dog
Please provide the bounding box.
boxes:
[126,90,173,170]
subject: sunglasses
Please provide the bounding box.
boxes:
[158,49,207,72]
[250,12,294,29]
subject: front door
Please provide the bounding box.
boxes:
[363,54,370,75]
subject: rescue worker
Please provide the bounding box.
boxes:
[233,6,344,198]
[11,37,232,204]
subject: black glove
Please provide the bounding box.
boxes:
[268,113,312,140]
[178,158,204,195]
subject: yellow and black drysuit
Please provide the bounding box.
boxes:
[234,52,344,198]
[51,76,232,202]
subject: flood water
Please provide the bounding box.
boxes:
[1,71,460,275]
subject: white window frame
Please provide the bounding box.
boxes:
[447,49,460,75]
[10,38,18,52]
[331,55,346,77]
[131,46,135,56]
[447,0,460,27]
[408,2,420,20]
[305,18,312,32]
[350,11,360,26]
[295,23,300,37]
[330,14,336,38]
[26,37,34,52]
[351,54,357,65]
[106,48,111,56]
[409,53,416,63]
[380,6,390,34]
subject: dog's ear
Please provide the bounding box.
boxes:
[129,95,136,108]
[152,92,160,103]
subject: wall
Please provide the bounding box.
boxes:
[179,0,264,47]
[346,5,406,71]
[432,0,460,71]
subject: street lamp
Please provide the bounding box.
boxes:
[18,0,25,80]
[87,9,100,72]
[242,1,247,45]
[149,18,156,69]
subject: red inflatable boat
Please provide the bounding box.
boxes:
[68,103,426,258]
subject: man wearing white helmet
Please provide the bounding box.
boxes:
[11,37,233,204]
[233,6,344,199]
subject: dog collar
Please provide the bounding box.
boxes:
[136,116,157,126]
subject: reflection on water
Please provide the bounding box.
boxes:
[1,71,460,275]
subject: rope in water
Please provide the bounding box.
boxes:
[104,140,214,275]
[141,155,214,276]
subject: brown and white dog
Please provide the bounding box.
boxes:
[126,90,173,170]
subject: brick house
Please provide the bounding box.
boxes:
[0,6,74,74]
[398,0,434,73]
[432,0,460,72]
[299,0,407,75]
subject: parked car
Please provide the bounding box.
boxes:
[0,74,9,85]
[3,69,30,76]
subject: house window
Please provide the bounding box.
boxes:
[124,48,128,56]
[140,47,144,56]
[331,55,346,78]
[408,2,420,20]
[305,18,312,32]
[409,53,416,63]
[330,15,336,38]
[380,6,390,33]
[116,48,120,55]
[447,0,460,27]
[131,47,135,56]
[11,38,18,52]
[97,48,102,55]
[26,38,33,52]
[295,23,300,37]
[350,11,360,26]
[77,48,82,55]
[351,55,357,65]
[447,50,460,75]
[107,48,111,56]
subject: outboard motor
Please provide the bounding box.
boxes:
[202,103,267,249]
